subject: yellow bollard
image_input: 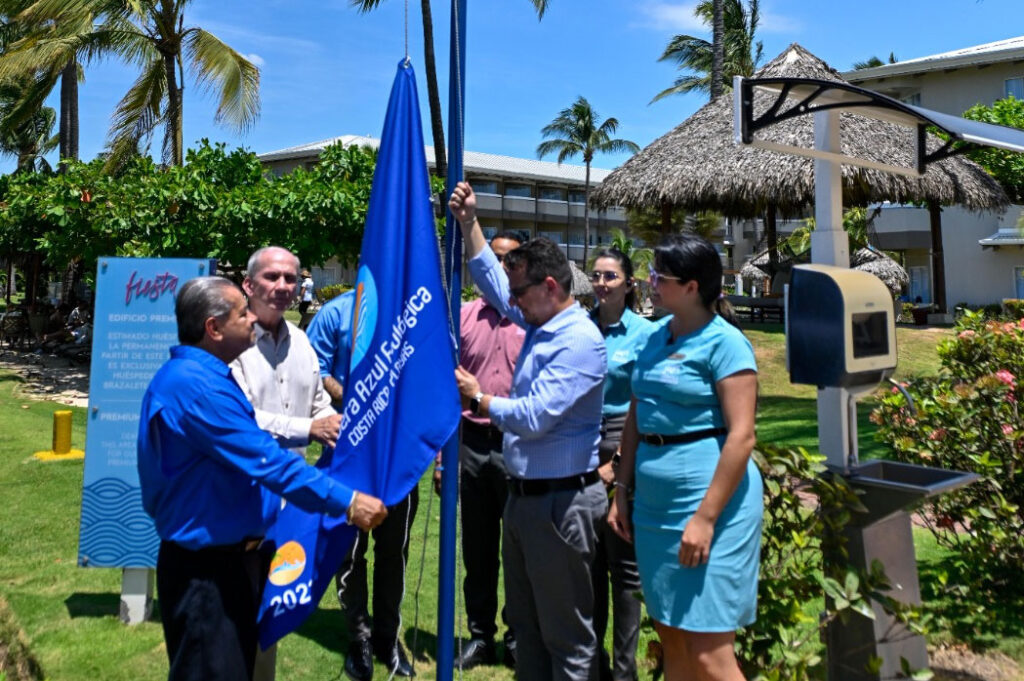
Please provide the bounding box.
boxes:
[34,410,85,461]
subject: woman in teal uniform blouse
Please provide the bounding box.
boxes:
[607,234,760,681]
[588,248,654,681]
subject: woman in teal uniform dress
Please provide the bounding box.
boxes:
[607,234,760,681]
[588,248,654,681]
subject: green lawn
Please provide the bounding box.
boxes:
[0,323,974,681]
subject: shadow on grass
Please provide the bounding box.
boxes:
[404,626,437,665]
[756,395,887,460]
[0,372,25,385]
[294,607,345,656]
[918,556,1024,649]
[64,592,120,619]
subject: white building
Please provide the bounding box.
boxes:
[842,36,1024,307]
[259,135,631,286]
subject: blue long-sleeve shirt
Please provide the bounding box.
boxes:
[306,290,354,385]
[137,345,354,550]
[468,247,606,479]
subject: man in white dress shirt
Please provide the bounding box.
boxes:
[230,246,343,681]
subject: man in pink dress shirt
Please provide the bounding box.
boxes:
[441,232,526,670]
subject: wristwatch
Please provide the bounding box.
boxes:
[469,391,485,415]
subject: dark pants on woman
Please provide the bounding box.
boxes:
[157,539,272,681]
[592,413,642,681]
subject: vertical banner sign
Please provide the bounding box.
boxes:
[258,60,461,648]
[77,258,213,568]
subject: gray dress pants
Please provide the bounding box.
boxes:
[503,479,607,681]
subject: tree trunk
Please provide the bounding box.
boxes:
[419,0,446,180]
[765,203,779,285]
[928,201,946,313]
[661,201,672,235]
[582,162,591,266]
[58,57,79,171]
[164,54,183,166]
[710,0,725,100]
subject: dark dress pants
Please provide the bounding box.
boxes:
[592,414,642,681]
[336,488,419,647]
[157,539,272,681]
[460,420,511,641]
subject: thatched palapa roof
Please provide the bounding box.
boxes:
[568,260,594,297]
[740,245,908,294]
[591,44,1008,217]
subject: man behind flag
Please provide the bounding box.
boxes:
[257,59,461,670]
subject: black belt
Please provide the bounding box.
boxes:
[507,469,600,496]
[638,427,728,447]
[462,419,502,441]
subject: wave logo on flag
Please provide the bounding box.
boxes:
[350,266,378,371]
[268,541,307,586]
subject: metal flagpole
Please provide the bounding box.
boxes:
[438,0,467,678]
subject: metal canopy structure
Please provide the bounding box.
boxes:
[734,76,1024,177]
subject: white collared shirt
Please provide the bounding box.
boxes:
[230,319,336,453]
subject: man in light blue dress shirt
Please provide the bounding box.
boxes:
[449,182,608,681]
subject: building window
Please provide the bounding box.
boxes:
[538,187,566,201]
[901,92,921,106]
[568,190,586,204]
[1006,77,1024,100]
[312,266,340,288]
[537,230,563,245]
[505,183,533,198]
[481,226,498,241]
[909,266,931,304]
[474,180,499,195]
[1015,266,1024,298]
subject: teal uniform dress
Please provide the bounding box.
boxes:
[630,314,762,632]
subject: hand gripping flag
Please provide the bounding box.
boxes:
[258,60,461,648]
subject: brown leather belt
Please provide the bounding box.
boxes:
[507,469,601,496]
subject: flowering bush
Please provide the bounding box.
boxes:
[872,310,1024,602]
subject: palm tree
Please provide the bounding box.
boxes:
[651,0,762,102]
[711,0,724,100]
[0,71,57,171]
[352,0,549,180]
[17,0,259,170]
[0,0,98,167]
[852,52,897,70]
[537,96,639,264]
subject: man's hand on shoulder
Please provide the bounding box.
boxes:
[348,492,388,531]
[309,414,342,448]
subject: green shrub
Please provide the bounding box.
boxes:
[871,310,1024,623]
[315,284,352,303]
[900,302,915,323]
[738,444,926,681]
[461,285,479,302]
[1002,298,1024,318]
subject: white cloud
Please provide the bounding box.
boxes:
[634,1,801,35]
[246,53,266,67]
[636,2,705,32]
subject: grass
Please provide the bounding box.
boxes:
[0,323,971,680]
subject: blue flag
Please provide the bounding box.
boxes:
[258,60,461,648]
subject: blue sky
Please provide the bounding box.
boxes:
[6,0,1023,174]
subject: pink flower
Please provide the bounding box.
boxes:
[905,418,917,427]
[1019,318,1024,330]
[958,330,976,339]
[928,428,948,441]
[1004,322,1017,333]
[995,370,1016,387]
[1002,424,1014,436]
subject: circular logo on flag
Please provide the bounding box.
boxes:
[350,265,378,371]
[268,540,307,586]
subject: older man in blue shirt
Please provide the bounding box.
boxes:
[449,182,608,681]
[138,276,387,681]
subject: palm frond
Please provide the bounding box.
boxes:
[104,53,164,171]
[185,27,260,132]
